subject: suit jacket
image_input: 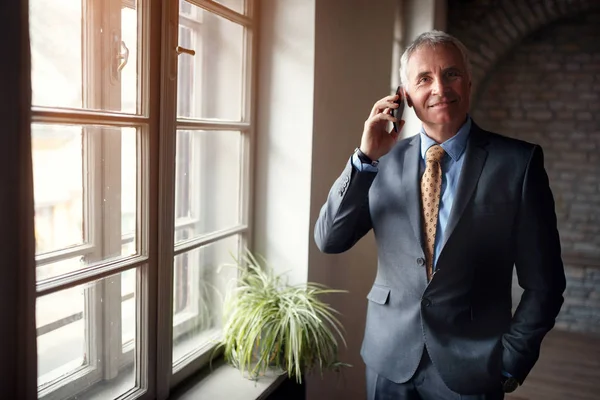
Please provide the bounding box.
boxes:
[314,122,566,395]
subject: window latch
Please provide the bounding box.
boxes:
[117,40,130,72]
[176,46,196,57]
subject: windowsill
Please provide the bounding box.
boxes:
[169,358,287,400]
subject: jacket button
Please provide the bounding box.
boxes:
[417,258,425,266]
[422,298,431,307]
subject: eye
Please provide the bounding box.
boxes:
[446,70,461,78]
[418,76,431,84]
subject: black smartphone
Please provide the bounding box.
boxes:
[392,85,405,133]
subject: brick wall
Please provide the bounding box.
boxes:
[447,0,600,94]
[461,11,600,335]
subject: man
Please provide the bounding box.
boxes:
[314,30,566,400]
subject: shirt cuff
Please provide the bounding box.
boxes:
[351,152,378,172]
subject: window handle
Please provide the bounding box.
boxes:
[176,46,196,57]
[117,40,130,72]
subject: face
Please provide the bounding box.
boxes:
[404,43,471,129]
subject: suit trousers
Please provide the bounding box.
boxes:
[366,349,505,400]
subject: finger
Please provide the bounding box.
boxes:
[367,112,397,126]
[370,101,399,118]
[370,96,400,117]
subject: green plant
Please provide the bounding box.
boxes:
[216,250,349,383]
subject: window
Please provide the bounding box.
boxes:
[29,0,256,398]
[170,0,252,380]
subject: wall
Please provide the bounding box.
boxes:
[466,12,600,335]
[254,0,316,285]
[0,1,38,398]
[305,0,396,398]
[448,0,600,95]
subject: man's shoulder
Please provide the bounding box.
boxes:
[476,127,539,159]
[377,134,416,160]
[397,133,419,147]
[393,133,419,153]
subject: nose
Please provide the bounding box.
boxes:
[431,76,447,96]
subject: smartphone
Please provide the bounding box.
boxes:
[391,85,405,133]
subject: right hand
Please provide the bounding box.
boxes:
[359,94,405,160]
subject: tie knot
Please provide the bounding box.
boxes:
[426,145,445,163]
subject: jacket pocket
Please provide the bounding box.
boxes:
[366,285,390,305]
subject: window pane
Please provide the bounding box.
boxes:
[122,268,136,350]
[36,287,85,395]
[30,0,141,114]
[214,0,245,15]
[172,235,240,368]
[177,4,244,120]
[33,123,139,282]
[175,130,242,242]
[30,0,82,109]
[121,128,138,255]
[37,268,140,399]
[33,124,84,254]
[121,3,140,114]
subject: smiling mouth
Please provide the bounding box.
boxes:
[429,100,458,108]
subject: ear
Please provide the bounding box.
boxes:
[404,89,414,108]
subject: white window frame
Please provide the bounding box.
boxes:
[31,0,257,398]
[33,0,149,399]
[156,0,256,395]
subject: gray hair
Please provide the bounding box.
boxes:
[399,30,472,88]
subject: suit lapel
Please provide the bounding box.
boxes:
[440,124,489,253]
[402,134,425,251]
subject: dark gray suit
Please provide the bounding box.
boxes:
[314,122,566,396]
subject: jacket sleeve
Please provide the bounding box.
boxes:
[314,157,377,254]
[502,145,566,383]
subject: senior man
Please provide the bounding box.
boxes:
[314,30,565,400]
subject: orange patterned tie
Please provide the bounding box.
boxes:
[421,145,445,281]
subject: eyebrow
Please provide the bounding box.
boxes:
[415,71,431,81]
[414,66,462,82]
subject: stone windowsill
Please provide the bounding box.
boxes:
[169,360,287,400]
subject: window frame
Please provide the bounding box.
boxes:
[156,0,257,393]
[33,0,132,397]
[32,0,150,398]
[30,0,257,398]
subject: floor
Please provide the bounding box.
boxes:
[506,329,600,400]
[167,328,600,400]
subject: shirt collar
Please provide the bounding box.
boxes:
[419,115,472,162]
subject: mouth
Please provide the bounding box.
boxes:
[428,99,458,108]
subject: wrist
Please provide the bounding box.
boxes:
[357,145,379,161]
[355,147,379,167]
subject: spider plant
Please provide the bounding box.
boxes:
[216,249,349,383]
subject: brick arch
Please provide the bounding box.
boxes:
[450,0,600,96]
